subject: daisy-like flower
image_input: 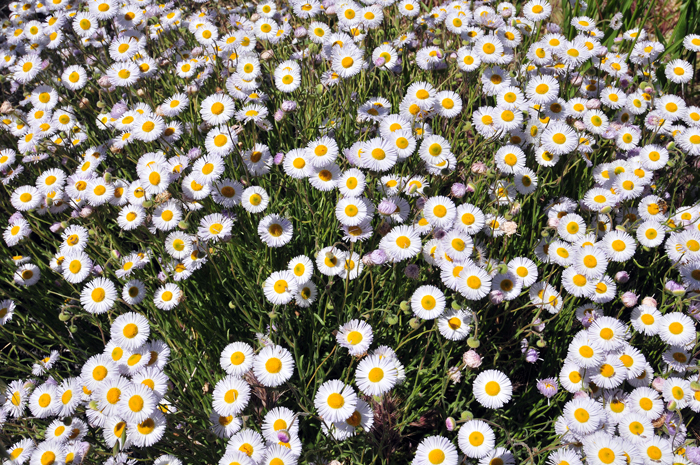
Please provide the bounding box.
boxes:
[315,379,358,423]
[658,312,696,346]
[81,354,118,391]
[541,121,578,155]
[423,196,456,229]
[0,299,16,325]
[602,230,636,262]
[454,204,486,235]
[161,93,188,118]
[361,137,397,172]
[118,204,146,231]
[13,55,42,84]
[30,442,66,465]
[573,246,608,279]
[213,375,251,417]
[95,376,131,416]
[263,270,298,305]
[437,309,472,341]
[107,61,140,87]
[253,344,295,387]
[494,145,526,174]
[337,319,373,355]
[154,283,181,311]
[628,386,664,419]
[129,410,167,448]
[380,225,422,262]
[523,0,552,21]
[220,341,254,377]
[118,383,156,424]
[201,94,235,125]
[242,186,270,213]
[6,439,35,464]
[409,284,447,320]
[355,354,397,396]
[110,312,149,350]
[332,45,364,78]
[458,420,495,458]
[258,214,293,248]
[123,280,147,305]
[473,370,512,409]
[62,251,92,284]
[514,168,538,195]
[81,278,117,314]
[458,265,492,300]
[28,382,58,418]
[666,58,693,84]
[590,355,627,389]
[563,397,604,435]
[526,75,559,105]
[11,185,42,211]
[474,34,504,64]
[413,436,459,465]
[198,213,233,243]
[4,219,30,247]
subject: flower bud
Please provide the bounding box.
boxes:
[409,317,421,329]
[641,296,657,307]
[460,411,473,421]
[277,429,290,443]
[652,377,665,392]
[467,337,480,348]
[621,291,638,308]
[445,417,456,431]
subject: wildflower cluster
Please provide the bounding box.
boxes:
[1,0,700,463]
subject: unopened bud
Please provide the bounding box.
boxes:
[460,411,473,421]
[409,317,421,329]
[467,337,480,348]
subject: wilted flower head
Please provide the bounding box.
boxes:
[451,183,467,198]
[281,101,298,112]
[536,378,558,398]
[471,162,487,174]
[665,280,686,296]
[621,291,638,308]
[370,249,388,265]
[463,350,482,368]
[404,264,420,280]
[447,366,461,384]
[378,199,397,215]
[525,348,540,363]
